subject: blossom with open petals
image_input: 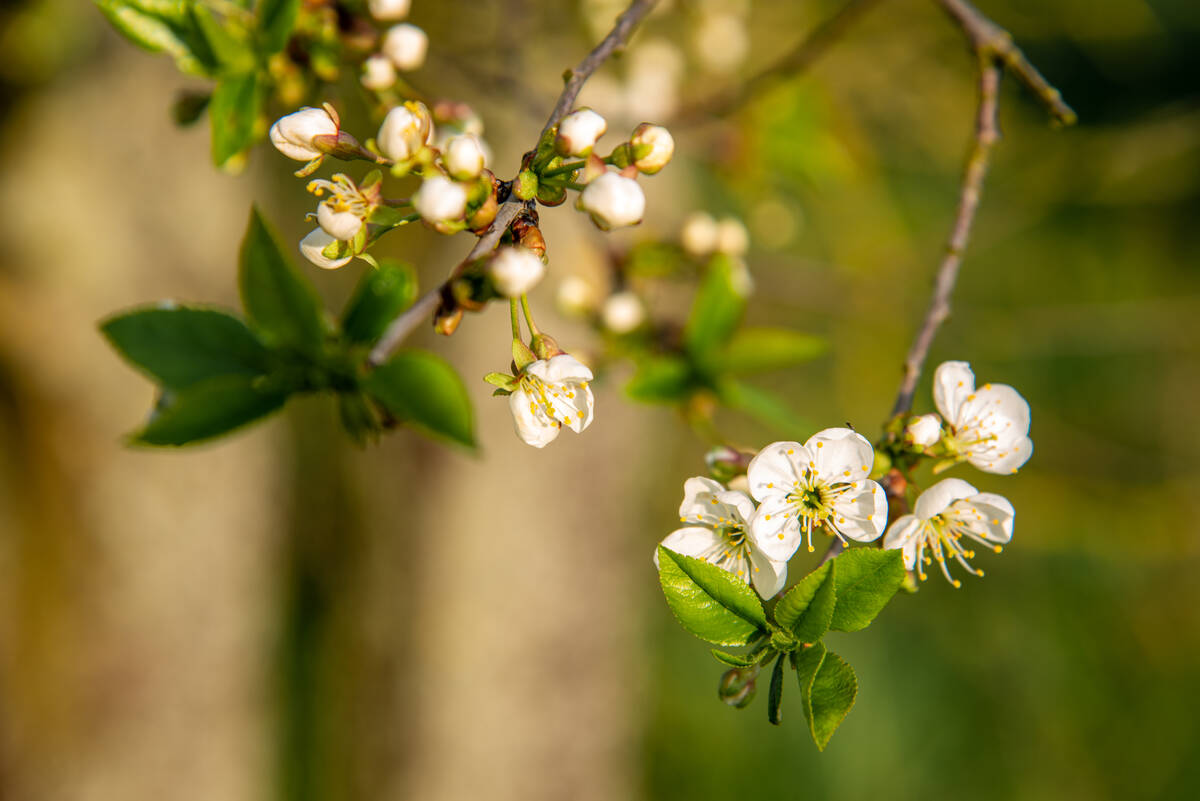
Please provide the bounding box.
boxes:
[883,478,1014,587]
[747,429,887,559]
[656,477,787,598]
[307,174,372,241]
[934,361,1032,474]
[509,355,594,448]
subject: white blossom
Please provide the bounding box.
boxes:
[556,108,607,156]
[368,0,410,21]
[413,175,466,223]
[933,361,1032,474]
[601,291,645,333]
[382,23,428,71]
[509,354,594,448]
[361,54,397,91]
[656,477,788,598]
[630,123,674,174]
[883,477,1014,587]
[299,228,353,270]
[680,211,719,256]
[578,170,645,230]
[307,174,372,241]
[747,429,888,560]
[489,247,545,297]
[906,414,942,448]
[269,107,338,161]
[443,134,486,180]
[376,101,432,163]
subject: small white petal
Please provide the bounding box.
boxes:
[656,526,722,567]
[913,477,979,520]
[316,204,364,241]
[933,360,976,422]
[749,549,788,599]
[299,228,353,270]
[953,493,1015,544]
[541,354,594,384]
[745,440,808,502]
[806,427,873,483]
[882,514,922,569]
[748,495,802,562]
[829,480,887,542]
[508,387,560,448]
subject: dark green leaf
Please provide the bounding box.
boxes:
[774,560,836,643]
[133,374,286,446]
[364,351,475,448]
[257,0,300,54]
[767,652,786,725]
[172,90,211,126]
[684,254,746,361]
[101,305,272,390]
[711,648,760,668]
[238,207,327,354]
[340,260,417,345]
[209,72,261,166]
[830,548,906,632]
[709,327,827,374]
[795,643,857,751]
[656,546,767,646]
[626,357,693,404]
[719,379,811,436]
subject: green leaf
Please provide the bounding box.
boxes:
[711,648,760,668]
[364,351,475,448]
[794,643,857,750]
[192,6,255,72]
[101,305,272,390]
[257,0,300,54]
[209,72,261,166]
[238,207,327,355]
[94,0,214,76]
[719,379,810,436]
[829,548,906,632]
[684,255,746,361]
[767,652,786,725]
[133,374,287,446]
[625,357,693,404]
[774,560,836,643]
[656,546,767,647]
[340,260,417,345]
[709,327,827,374]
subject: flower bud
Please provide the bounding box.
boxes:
[300,229,354,270]
[630,123,674,174]
[413,175,467,223]
[906,414,942,448]
[382,23,428,71]
[377,101,431,162]
[555,108,607,156]
[368,0,410,21]
[680,211,718,256]
[715,217,749,255]
[489,247,545,298]
[269,106,338,161]
[443,134,486,180]
[556,276,598,317]
[360,53,397,91]
[578,171,645,230]
[718,667,757,709]
[705,445,752,483]
[601,291,645,334]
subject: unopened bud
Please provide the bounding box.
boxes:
[705,445,753,483]
[360,54,397,91]
[715,217,749,256]
[906,414,942,448]
[368,0,410,21]
[270,106,339,161]
[578,171,645,230]
[630,123,675,174]
[413,175,467,223]
[530,333,565,360]
[555,108,607,156]
[377,101,431,162]
[719,667,758,709]
[443,134,486,180]
[489,247,545,298]
[299,228,354,270]
[680,211,718,256]
[556,276,598,317]
[382,23,428,71]
[601,291,645,334]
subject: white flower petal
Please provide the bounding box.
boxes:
[952,493,1015,544]
[542,354,594,384]
[829,479,887,542]
[933,360,976,422]
[968,435,1033,475]
[806,427,874,483]
[913,478,978,520]
[655,526,722,567]
[715,490,756,525]
[748,495,801,562]
[508,387,560,448]
[746,441,808,502]
[883,514,922,569]
[679,476,725,520]
[749,549,788,599]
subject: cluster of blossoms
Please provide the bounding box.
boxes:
[658,361,1032,594]
[360,0,428,91]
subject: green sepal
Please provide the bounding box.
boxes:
[132,374,287,446]
[656,546,768,647]
[238,207,327,356]
[829,548,906,632]
[512,339,537,371]
[793,643,857,751]
[767,652,786,726]
[364,350,475,448]
[340,260,416,345]
[711,648,761,668]
[367,205,414,229]
[514,170,538,201]
[775,560,836,643]
[492,388,513,397]
[484,372,518,391]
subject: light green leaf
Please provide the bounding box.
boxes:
[774,560,836,643]
[340,260,417,345]
[238,207,327,355]
[711,648,760,668]
[625,357,693,404]
[364,351,475,448]
[656,546,767,647]
[719,379,810,436]
[709,327,827,374]
[209,72,261,166]
[257,0,300,54]
[94,0,213,76]
[133,374,286,446]
[684,254,745,360]
[192,6,255,72]
[101,306,272,390]
[795,643,857,750]
[830,548,906,632]
[767,652,786,725]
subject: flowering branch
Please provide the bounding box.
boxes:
[367,0,659,366]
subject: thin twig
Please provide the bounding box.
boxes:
[675,0,885,124]
[367,0,659,367]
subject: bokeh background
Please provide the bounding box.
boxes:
[2,0,1199,799]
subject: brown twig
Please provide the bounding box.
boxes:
[367,0,659,367]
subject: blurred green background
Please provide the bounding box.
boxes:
[1,1,1198,800]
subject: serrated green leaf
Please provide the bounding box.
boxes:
[684,254,745,361]
[830,548,906,632]
[626,357,693,404]
[711,648,760,668]
[209,72,261,166]
[101,306,272,390]
[257,0,300,54]
[767,652,786,725]
[656,546,767,646]
[133,374,286,446]
[238,207,327,355]
[364,351,475,448]
[340,260,417,345]
[774,560,836,643]
[719,379,810,436]
[796,644,857,750]
[709,327,827,374]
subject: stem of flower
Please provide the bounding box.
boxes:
[519,294,541,336]
[509,298,522,340]
[539,161,587,179]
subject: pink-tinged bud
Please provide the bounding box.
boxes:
[413,175,467,223]
[377,101,432,162]
[489,247,545,298]
[299,229,354,270]
[269,107,339,161]
[555,108,607,156]
[360,54,397,91]
[368,0,410,21]
[630,123,674,174]
[382,23,428,71]
[443,134,486,180]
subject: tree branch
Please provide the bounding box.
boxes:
[367,0,659,367]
